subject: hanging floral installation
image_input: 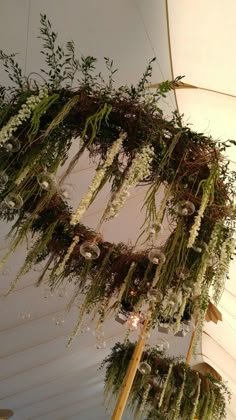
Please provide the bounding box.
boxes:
[101,341,231,420]
[0,15,235,345]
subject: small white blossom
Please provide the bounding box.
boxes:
[70,135,124,226]
[158,363,173,408]
[190,375,201,420]
[0,87,48,144]
[173,370,186,420]
[213,236,235,304]
[187,171,216,249]
[106,145,154,219]
[194,222,221,292]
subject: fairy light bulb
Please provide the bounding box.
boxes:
[128,313,141,330]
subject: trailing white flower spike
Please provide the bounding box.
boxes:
[0,87,48,144]
[105,144,155,220]
[70,133,125,226]
[187,167,218,249]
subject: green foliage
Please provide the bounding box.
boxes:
[102,341,230,420]
[0,50,24,92]
[0,14,235,347]
[39,13,67,86]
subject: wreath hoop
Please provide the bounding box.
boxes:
[0,15,235,345]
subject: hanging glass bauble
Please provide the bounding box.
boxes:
[1,267,11,276]
[60,185,74,200]
[80,324,90,334]
[94,341,106,350]
[19,312,32,321]
[4,136,21,152]
[148,249,166,265]
[0,171,8,189]
[149,223,163,237]
[80,241,100,260]
[57,286,68,298]
[37,173,54,191]
[156,338,170,352]
[138,361,152,375]
[52,313,65,326]
[42,287,54,299]
[177,201,195,216]
[4,193,23,209]
[93,329,105,340]
[192,240,208,254]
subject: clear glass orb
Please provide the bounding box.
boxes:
[37,173,54,191]
[156,338,170,352]
[19,312,32,321]
[60,185,74,200]
[94,343,102,350]
[93,330,105,340]
[94,341,106,350]
[80,324,90,334]
[52,313,65,326]
[4,193,23,209]
[80,241,100,260]
[4,136,21,152]
[57,287,68,298]
[1,267,11,276]
[138,361,152,375]
[42,287,54,299]
[177,201,195,216]
[0,171,8,189]
[148,249,166,265]
[149,223,163,236]
[192,241,208,254]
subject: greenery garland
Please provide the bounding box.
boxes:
[101,341,231,420]
[0,15,235,343]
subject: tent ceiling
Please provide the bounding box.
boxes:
[0,1,235,419]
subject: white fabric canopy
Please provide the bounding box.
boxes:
[168,1,236,418]
[0,1,235,418]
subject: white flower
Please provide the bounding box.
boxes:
[190,375,201,420]
[173,370,186,420]
[213,236,235,304]
[158,363,173,408]
[70,135,124,226]
[0,87,48,144]
[105,144,154,220]
[194,222,221,291]
[187,169,217,249]
[54,235,80,278]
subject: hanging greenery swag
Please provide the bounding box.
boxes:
[101,341,231,420]
[0,15,235,343]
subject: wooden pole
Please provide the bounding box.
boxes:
[185,320,198,420]
[185,321,197,365]
[111,319,150,420]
